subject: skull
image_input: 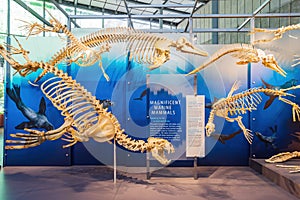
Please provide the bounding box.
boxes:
[205,122,215,137]
[147,137,175,165]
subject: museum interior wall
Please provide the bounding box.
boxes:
[1,0,300,168]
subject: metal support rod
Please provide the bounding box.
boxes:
[189,17,193,40]
[43,0,46,37]
[114,138,117,184]
[194,75,197,96]
[3,0,12,168]
[159,2,163,29]
[69,13,300,20]
[250,18,255,45]
[102,8,104,28]
[194,157,198,180]
[146,153,150,180]
[123,0,134,28]
[248,17,255,159]
[13,0,52,26]
[193,76,198,180]
[184,0,199,32]
[146,74,150,180]
[50,0,80,28]
[237,0,271,30]
[66,17,72,75]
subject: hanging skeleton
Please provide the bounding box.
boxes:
[250,23,300,44]
[206,81,300,144]
[0,40,174,165]
[20,11,208,82]
[187,43,286,77]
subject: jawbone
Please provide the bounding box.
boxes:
[147,137,175,165]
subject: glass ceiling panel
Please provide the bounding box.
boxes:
[45,0,211,27]
[60,0,201,15]
[78,0,90,4]
[104,4,118,10]
[91,1,105,8]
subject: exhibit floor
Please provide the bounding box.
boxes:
[0,165,298,200]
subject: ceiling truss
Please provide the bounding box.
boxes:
[11,0,300,33]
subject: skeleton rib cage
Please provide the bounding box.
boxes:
[41,76,99,134]
[214,88,263,116]
[50,27,173,67]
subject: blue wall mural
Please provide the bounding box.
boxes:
[3,30,300,167]
[250,29,300,159]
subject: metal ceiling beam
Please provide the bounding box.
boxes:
[123,0,134,28]
[237,0,271,30]
[13,0,52,27]
[138,28,251,33]
[50,0,81,28]
[184,1,204,32]
[69,13,300,19]
[177,0,209,25]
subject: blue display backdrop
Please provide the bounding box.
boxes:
[3,29,300,167]
[148,74,194,162]
[250,30,300,159]
[5,37,71,166]
[195,45,250,165]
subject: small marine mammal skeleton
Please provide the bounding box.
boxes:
[206,81,300,144]
[250,23,300,44]
[20,11,208,82]
[187,43,286,77]
[265,151,300,164]
[265,151,300,173]
[0,40,174,165]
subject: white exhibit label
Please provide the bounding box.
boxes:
[186,95,205,157]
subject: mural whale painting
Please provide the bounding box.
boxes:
[99,99,113,109]
[7,84,54,131]
[134,89,148,101]
[255,126,277,149]
[261,78,298,109]
[211,130,243,144]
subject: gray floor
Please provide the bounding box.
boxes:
[250,159,300,198]
[0,166,298,200]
